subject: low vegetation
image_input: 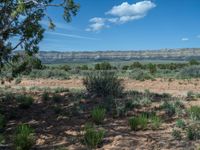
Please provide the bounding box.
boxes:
[14,124,35,150]
[91,107,106,124]
[1,59,200,149]
[84,124,105,149]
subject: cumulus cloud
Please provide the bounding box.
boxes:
[106,1,156,23]
[86,17,109,32]
[181,38,189,41]
[86,1,156,32]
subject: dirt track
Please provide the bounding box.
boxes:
[8,78,200,97]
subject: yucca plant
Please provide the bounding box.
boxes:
[14,124,35,150]
[129,117,139,131]
[84,124,105,149]
[188,106,200,121]
[176,119,186,129]
[91,107,106,124]
[150,115,162,130]
[129,114,148,131]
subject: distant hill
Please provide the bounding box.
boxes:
[37,48,200,64]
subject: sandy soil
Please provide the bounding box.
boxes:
[5,78,200,97]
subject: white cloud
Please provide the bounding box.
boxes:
[181,38,189,41]
[106,1,156,23]
[86,1,156,32]
[86,17,109,32]
[46,31,98,40]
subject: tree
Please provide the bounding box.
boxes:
[189,59,199,66]
[0,0,79,76]
[94,62,112,70]
[148,63,157,74]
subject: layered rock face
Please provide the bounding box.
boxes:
[37,48,200,63]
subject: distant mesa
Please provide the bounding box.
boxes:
[37,48,200,63]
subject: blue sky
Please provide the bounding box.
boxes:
[39,0,200,51]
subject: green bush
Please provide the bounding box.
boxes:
[186,125,200,140]
[91,107,106,124]
[83,71,123,98]
[129,114,148,131]
[176,119,186,129]
[14,124,35,150]
[189,59,199,65]
[84,124,105,149]
[188,106,200,121]
[178,66,200,79]
[186,91,196,101]
[54,87,69,93]
[29,69,70,79]
[172,129,182,140]
[94,62,112,70]
[129,69,154,81]
[3,92,15,102]
[41,92,50,101]
[150,115,162,130]
[140,97,152,106]
[161,101,176,117]
[16,95,33,109]
[15,77,22,85]
[148,63,157,74]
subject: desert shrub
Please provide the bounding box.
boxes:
[16,95,33,109]
[60,64,71,71]
[84,124,105,149]
[80,65,89,70]
[150,115,162,130]
[2,92,15,102]
[130,69,154,81]
[186,125,200,140]
[15,77,22,85]
[140,97,152,106]
[83,71,123,98]
[129,114,148,131]
[91,107,106,124]
[54,87,69,93]
[95,62,112,70]
[178,66,200,79]
[129,62,143,69]
[122,65,129,70]
[148,63,157,74]
[0,114,6,131]
[14,124,35,150]
[52,94,63,103]
[28,69,70,79]
[172,129,182,140]
[188,106,200,121]
[189,59,199,65]
[186,91,196,101]
[41,92,50,101]
[176,119,186,129]
[161,101,176,117]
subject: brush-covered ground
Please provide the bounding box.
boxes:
[0,77,200,150]
[1,61,200,150]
